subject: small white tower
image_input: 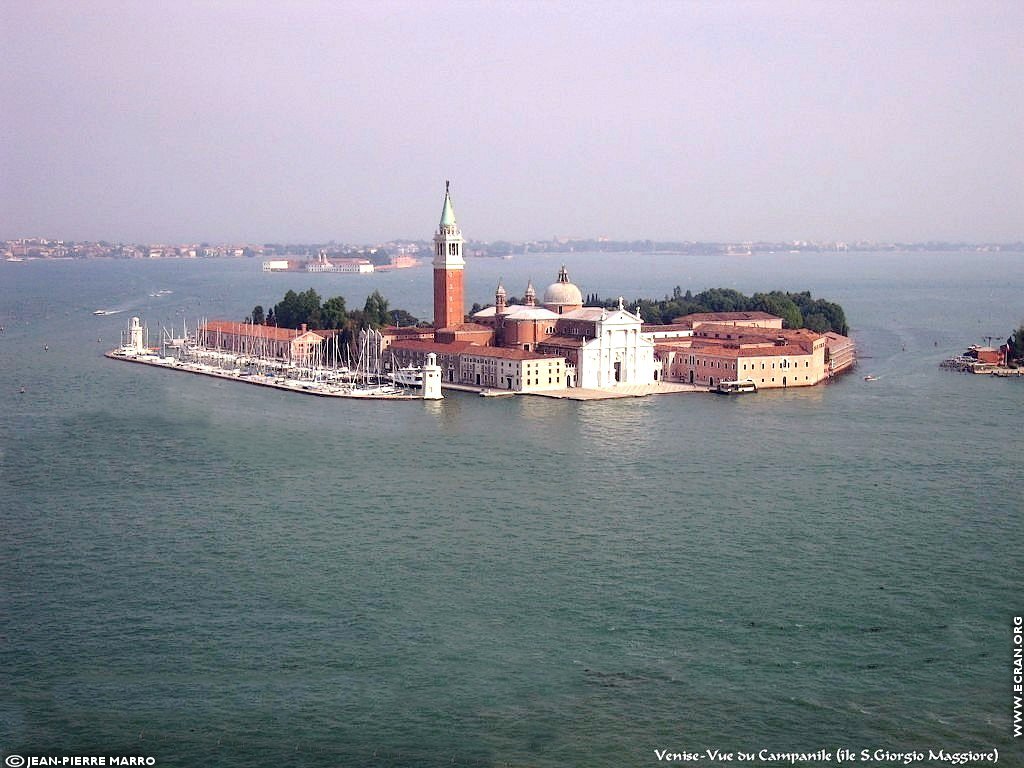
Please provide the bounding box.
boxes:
[422,352,443,400]
[129,316,146,352]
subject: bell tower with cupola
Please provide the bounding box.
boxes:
[432,181,465,330]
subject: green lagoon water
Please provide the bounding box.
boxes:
[0,252,1021,767]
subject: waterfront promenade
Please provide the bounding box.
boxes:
[450,380,705,399]
[530,381,706,400]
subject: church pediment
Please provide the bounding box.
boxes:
[597,310,643,327]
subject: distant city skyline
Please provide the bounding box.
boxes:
[2,1,1022,244]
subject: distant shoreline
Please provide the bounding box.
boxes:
[6,247,1024,264]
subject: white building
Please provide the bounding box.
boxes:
[537,299,659,389]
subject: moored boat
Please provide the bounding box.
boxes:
[390,366,424,387]
[715,378,757,394]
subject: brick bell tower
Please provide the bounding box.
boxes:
[432,180,465,330]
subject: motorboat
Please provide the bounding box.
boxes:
[715,378,757,394]
[390,366,424,387]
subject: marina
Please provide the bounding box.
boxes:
[106,347,427,399]
[104,316,442,400]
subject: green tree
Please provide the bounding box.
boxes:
[802,312,832,333]
[250,305,265,325]
[321,296,348,330]
[362,290,390,327]
[273,290,300,328]
[347,309,368,330]
[787,291,848,335]
[751,292,803,329]
[296,288,322,328]
[694,288,747,312]
[273,287,323,329]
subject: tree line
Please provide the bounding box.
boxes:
[251,285,851,342]
[245,288,422,346]
[583,287,849,335]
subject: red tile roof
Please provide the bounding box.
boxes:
[642,324,693,332]
[203,320,310,341]
[389,339,559,361]
[537,336,588,349]
[435,322,493,333]
[692,324,823,347]
[824,332,855,352]
[390,340,480,355]
[688,343,814,358]
[462,347,561,361]
[737,344,811,358]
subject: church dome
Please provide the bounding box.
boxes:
[542,265,583,309]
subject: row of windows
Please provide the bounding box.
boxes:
[740,360,810,370]
[463,358,563,373]
[688,357,811,371]
[692,358,737,369]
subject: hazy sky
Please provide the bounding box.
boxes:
[2,1,1022,244]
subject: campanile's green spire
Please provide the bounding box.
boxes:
[432,180,464,270]
[439,179,457,229]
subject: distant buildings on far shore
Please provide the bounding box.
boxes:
[261,250,420,274]
[4,235,1021,264]
[0,238,423,263]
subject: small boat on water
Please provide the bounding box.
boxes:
[864,375,878,381]
[715,378,757,394]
